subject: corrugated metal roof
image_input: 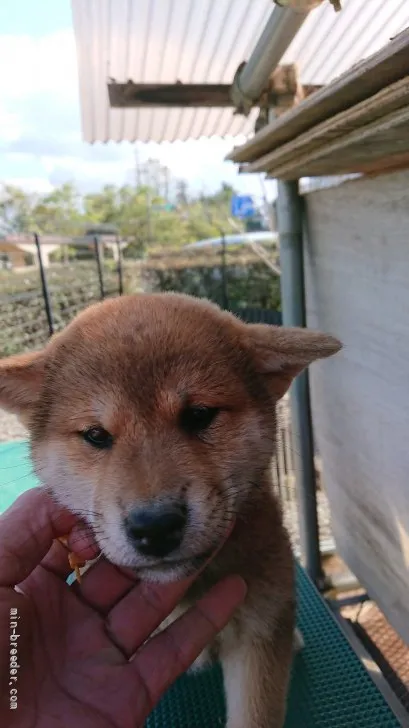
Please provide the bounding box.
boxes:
[71,0,409,144]
[71,0,271,143]
[281,0,409,85]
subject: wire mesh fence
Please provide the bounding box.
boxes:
[1,289,50,356]
[0,235,123,357]
[271,394,334,558]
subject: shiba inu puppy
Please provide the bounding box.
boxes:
[0,293,341,727]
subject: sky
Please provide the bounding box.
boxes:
[0,0,275,201]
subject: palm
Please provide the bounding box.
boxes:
[1,568,150,728]
[0,491,245,728]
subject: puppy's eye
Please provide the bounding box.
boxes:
[82,426,113,449]
[180,406,219,434]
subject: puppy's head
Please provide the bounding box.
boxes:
[0,293,341,581]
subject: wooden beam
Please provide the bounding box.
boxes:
[246,77,409,174]
[108,66,320,109]
[108,82,234,108]
[227,28,409,164]
[265,106,409,180]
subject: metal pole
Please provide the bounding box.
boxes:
[146,188,153,247]
[116,237,124,296]
[34,233,54,337]
[94,236,105,299]
[230,4,314,112]
[221,233,228,309]
[276,179,323,586]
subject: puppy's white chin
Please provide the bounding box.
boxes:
[100,545,197,583]
[137,563,195,584]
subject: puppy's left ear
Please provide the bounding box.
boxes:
[244,324,342,398]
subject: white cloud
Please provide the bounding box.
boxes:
[2,176,53,194]
[0,30,77,101]
[0,29,133,189]
[0,28,268,199]
[0,109,24,143]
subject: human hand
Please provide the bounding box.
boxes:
[0,488,246,728]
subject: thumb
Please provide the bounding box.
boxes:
[0,488,77,587]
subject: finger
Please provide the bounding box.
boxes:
[35,525,100,586]
[40,538,78,580]
[106,575,197,656]
[73,556,137,613]
[105,521,236,656]
[132,575,247,705]
[0,488,78,587]
[66,521,101,563]
[106,517,237,654]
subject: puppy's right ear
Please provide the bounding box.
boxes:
[0,350,46,418]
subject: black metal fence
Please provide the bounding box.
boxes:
[0,235,283,359]
[0,235,123,357]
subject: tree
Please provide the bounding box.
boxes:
[32,182,83,237]
[184,186,242,242]
[0,177,246,252]
[176,180,189,207]
[117,185,155,255]
[0,185,37,234]
[83,185,120,227]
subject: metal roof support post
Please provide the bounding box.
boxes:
[276,179,324,587]
[230,5,312,114]
[231,1,340,114]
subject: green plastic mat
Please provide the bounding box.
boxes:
[0,441,401,727]
[0,440,39,513]
[147,562,401,728]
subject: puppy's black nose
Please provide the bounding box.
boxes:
[124,502,187,558]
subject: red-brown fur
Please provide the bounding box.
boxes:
[0,292,341,727]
